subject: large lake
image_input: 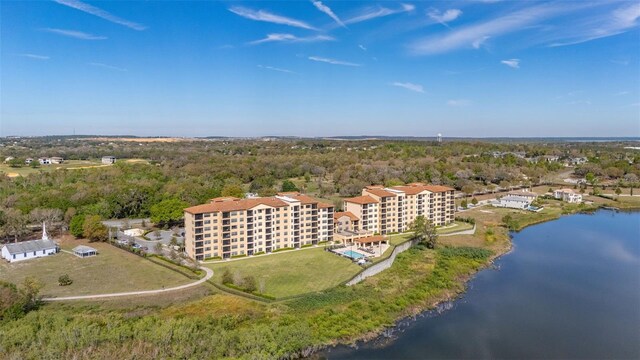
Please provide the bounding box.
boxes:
[323,210,640,359]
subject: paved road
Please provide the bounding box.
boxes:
[42,267,213,302]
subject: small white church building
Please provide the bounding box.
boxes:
[1,223,58,263]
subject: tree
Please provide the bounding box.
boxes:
[281,180,298,192]
[221,184,245,198]
[615,187,622,196]
[150,198,189,228]
[20,277,43,312]
[154,242,163,253]
[1,208,28,243]
[29,208,63,230]
[222,269,233,285]
[69,214,85,238]
[243,275,257,292]
[461,199,468,208]
[471,197,479,205]
[58,274,73,286]
[0,281,24,321]
[82,215,108,242]
[409,215,438,249]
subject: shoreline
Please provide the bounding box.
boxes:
[311,204,640,358]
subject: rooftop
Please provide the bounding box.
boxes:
[3,239,57,255]
[344,195,379,205]
[334,211,359,221]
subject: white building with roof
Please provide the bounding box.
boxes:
[493,195,532,210]
[554,189,583,203]
[1,223,58,263]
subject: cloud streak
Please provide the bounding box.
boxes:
[308,56,361,66]
[392,82,424,93]
[17,53,50,60]
[229,6,317,30]
[43,28,107,40]
[501,59,520,68]
[549,2,640,47]
[250,33,334,45]
[89,62,127,71]
[428,9,462,25]
[344,3,414,25]
[447,99,471,106]
[258,65,296,74]
[408,3,568,54]
[53,0,146,30]
[312,0,346,28]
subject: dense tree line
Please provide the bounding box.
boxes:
[1,137,637,241]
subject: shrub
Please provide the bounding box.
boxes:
[221,269,233,285]
[69,214,85,238]
[58,274,73,286]
[243,276,257,293]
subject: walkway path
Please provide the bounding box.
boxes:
[42,267,213,302]
[440,224,476,237]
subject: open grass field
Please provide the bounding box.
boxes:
[0,238,193,297]
[0,160,105,177]
[437,221,474,234]
[204,247,361,298]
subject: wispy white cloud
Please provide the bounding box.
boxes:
[549,2,640,47]
[311,0,346,28]
[258,65,296,74]
[501,59,520,68]
[567,99,592,105]
[229,6,317,30]
[250,33,334,45]
[358,44,367,51]
[408,3,570,55]
[392,82,424,93]
[472,36,491,49]
[53,0,146,30]
[428,9,462,25]
[43,28,107,40]
[89,62,127,71]
[447,99,471,106]
[308,56,361,66]
[614,91,630,96]
[17,53,50,60]
[611,59,630,65]
[344,3,414,25]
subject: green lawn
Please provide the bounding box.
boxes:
[0,240,193,298]
[436,221,474,234]
[204,247,361,299]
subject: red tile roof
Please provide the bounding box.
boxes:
[364,187,397,198]
[355,235,387,244]
[344,195,379,205]
[334,211,359,221]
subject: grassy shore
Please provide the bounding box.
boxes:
[1,196,637,359]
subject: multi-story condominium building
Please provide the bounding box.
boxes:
[345,183,456,235]
[343,195,380,233]
[184,193,334,261]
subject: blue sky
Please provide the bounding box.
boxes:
[1,0,639,137]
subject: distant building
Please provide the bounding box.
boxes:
[567,157,588,166]
[553,189,583,203]
[4,156,14,163]
[493,195,532,210]
[1,223,58,263]
[25,158,34,164]
[102,156,116,164]
[49,157,64,164]
[73,245,97,258]
[506,190,538,202]
[38,157,51,165]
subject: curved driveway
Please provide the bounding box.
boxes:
[43,267,213,301]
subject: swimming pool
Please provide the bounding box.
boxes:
[341,249,366,259]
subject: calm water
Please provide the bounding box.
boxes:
[323,210,640,359]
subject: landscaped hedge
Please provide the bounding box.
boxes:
[147,255,202,280]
